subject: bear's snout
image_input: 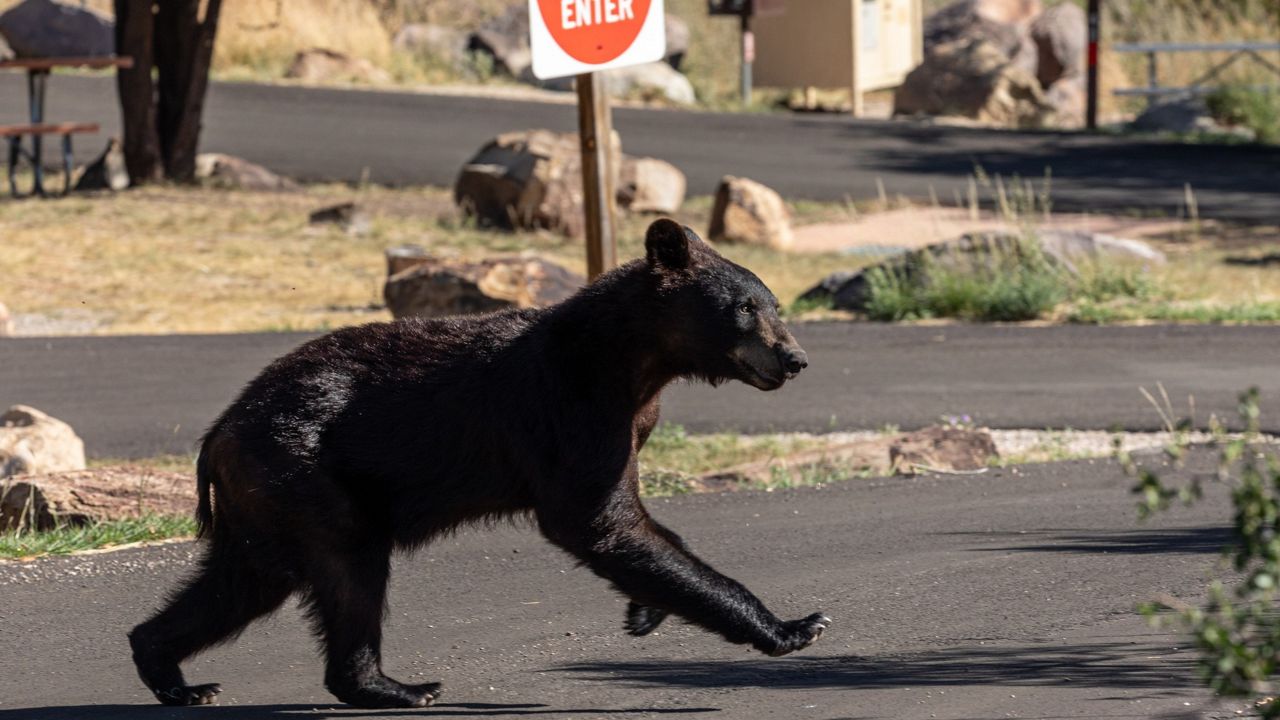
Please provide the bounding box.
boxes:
[780,347,808,377]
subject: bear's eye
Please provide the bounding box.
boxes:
[737,303,754,315]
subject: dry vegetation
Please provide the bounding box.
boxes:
[0,181,1275,335]
[0,184,852,335]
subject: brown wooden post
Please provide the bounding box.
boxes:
[575,72,617,280]
[1086,0,1100,130]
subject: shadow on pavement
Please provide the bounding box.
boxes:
[944,525,1233,555]
[0,702,719,719]
[556,641,1193,692]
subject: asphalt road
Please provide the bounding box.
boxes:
[0,451,1236,719]
[1,324,1276,459]
[3,74,1278,223]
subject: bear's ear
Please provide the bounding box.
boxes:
[645,218,698,271]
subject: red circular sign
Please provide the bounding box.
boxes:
[536,0,653,65]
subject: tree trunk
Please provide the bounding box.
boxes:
[114,0,224,184]
[113,0,162,184]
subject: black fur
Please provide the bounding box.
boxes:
[128,219,829,708]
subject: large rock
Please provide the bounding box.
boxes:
[0,301,11,336]
[664,14,690,70]
[195,153,298,191]
[801,230,1166,312]
[708,176,794,251]
[384,254,583,319]
[0,405,86,479]
[604,61,696,105]
[924,0,1041,75]
[284,48,391,85]
[889,426,998,475]
[618,156,686,214]
[74,137,129,192]
[1044,75,1086,128]
[393,23,469,67]
[454,129,622,237]
[1030,2,1085,88]
[0,466,195,531]
[894,38,1053,128]
[0,0,113,58]
[468,5,531,78]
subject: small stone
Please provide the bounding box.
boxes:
[308,201,371,236]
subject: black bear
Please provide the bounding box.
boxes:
[129,218,829,708]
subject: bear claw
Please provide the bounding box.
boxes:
[625,602,670,636]
[154,683,222,706]
[766,613,831,657]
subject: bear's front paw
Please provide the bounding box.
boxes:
[624,602,670,636]
[764,613,830,657]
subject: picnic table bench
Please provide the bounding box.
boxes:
[0,55,133,197]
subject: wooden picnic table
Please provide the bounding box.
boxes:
[0,55,133,197]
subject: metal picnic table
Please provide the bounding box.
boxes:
[0,54,132,197]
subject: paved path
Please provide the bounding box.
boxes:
[3,74,1277,223]
[0,451,1235,718]
[1,325,1276,459]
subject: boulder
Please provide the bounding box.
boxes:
[384,254,583,319]
[385,244,432,277]
[0,301,11,337]
[889,426,998,475]
[618,156,686,214]
[707,176,794,251]
[284,48,391,85]
[664,14,690,70]
[74,137,129,192]
[924,0,1041,75]
[468,5,531,78]
[393,23,468,67]
[0,0,113,59]
[0,405,86,479]
[0,466,195,531]
[1030,2,1085,88]
[894,38,1053,128]
[309,201,371,236]
[195,153,298,191]
[1044,74,1086,128]
[454,129,622,237]
[801,230,1166,312]
[604,61,696,105]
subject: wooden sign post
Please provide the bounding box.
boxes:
[528,0,667,280]
[575,72,617,278]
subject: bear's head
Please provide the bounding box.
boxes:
[644,218,808,391]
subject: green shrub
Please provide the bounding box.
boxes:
[863,239,1069,322]
[1128,389,1280,715]
[1206,85,1280,144]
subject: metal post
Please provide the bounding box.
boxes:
[575,72,617,281]
[1086,0,1100,130]
[740,13,753,107]
[1146,50,1158,108]
[28,70,48,196]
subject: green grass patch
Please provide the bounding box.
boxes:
[0,515,197,560]
[1068,300,1280,325]
[1206,84,1280,144]
[862,240,1069,322]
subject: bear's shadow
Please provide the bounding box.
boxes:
[0,702,719,719]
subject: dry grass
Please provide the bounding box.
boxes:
[0,183,855,335]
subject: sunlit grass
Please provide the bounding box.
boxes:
[0,515,197,560]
